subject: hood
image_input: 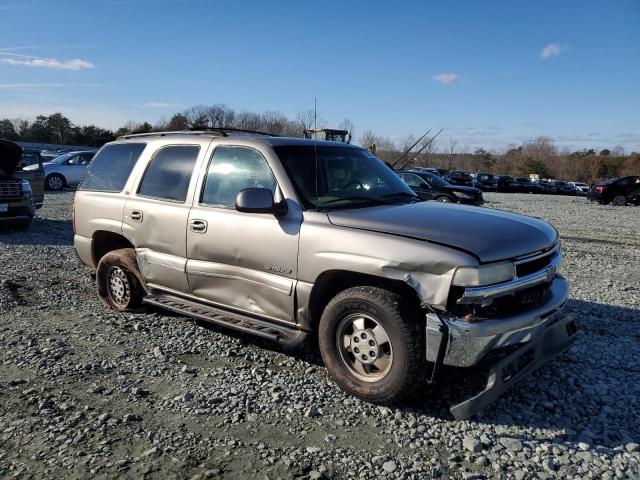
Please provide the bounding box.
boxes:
[328,202,557,263]
[0,139,22,178]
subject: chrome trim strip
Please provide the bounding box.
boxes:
[513,242,559,265]
[459,250,561,304]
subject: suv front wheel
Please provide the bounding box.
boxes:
[318,286,424,404]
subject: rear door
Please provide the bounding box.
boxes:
[123,143,205,294]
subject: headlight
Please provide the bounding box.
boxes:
[452,262,515,287]
[21,180,32,195]
[454,192,472,199]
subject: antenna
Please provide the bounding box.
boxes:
[396,129,444,170]
[391,129,432,168]
[313,97,319,211]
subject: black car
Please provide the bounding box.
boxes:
[553,181,576,196]
[588,176,640,205]
[474,173,498,191]
[514,177,543,194]
[397,170,484,205]
[538,180,557,194]
[446,170,474,187]
[497,175,519,192]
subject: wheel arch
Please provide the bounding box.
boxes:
[92,230,135,266]
[304,270,421,332]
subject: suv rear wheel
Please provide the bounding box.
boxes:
[96,248,145,311]
[318,286,424,404]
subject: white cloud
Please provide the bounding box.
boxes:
[141,101,177,108]
[0,57,95,70]
[540,43,563,60]
[432,73,459,85]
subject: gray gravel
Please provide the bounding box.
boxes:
[0,191,639,479]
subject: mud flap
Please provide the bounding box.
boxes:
[449,316,578,420]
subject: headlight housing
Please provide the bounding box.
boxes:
[452,261,515,287]
[454,191,472,199]
[21,179,32,195]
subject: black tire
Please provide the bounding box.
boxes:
[96,248,145,311]
[435,196,453,203]
[612,195,627,206]
[318,286,424,404]
[46,174,65,191]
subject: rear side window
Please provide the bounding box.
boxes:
[137,145,200,202]
[80,143,145,192]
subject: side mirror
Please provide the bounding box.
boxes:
[235,188,287,216]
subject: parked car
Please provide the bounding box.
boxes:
[474,173,498,191]
[0,140,45,230]
[446,170,474,187]
[588,176,640,205]
[514,177,543,194]
[73,130,576,419]
[397,169,484,205]
[496,175,520,192]
[569,182,589,196]
[537,179,557,195]
[553,181,577,196]
[23,150,96,191]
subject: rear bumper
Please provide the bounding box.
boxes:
[74,234,95,268]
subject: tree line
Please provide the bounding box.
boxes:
[1,107,637,182]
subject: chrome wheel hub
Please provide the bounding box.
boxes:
[337,313,393,382]
[108,266,130,306]
[48,176,63,190]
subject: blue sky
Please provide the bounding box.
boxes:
[1,0,639,152]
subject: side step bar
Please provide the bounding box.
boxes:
[143,291,309,349]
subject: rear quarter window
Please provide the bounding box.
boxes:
[79,143,146,192]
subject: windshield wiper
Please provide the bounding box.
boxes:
[321,196,389,206]
[382,192,420,203]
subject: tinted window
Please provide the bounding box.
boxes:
[404,173,426,188]
[65,155,81,166]
[201,146,276,207]
[137,145,200,202]
[79,153,94,165]
[80,143,146,192]
[423,172,449,187]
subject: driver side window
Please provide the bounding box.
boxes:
[65,155,80,166]
[404,174,427,188]
[201,146,277,208]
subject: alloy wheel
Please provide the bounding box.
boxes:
[336,313,393,382]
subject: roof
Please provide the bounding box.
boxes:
[116,130,362,149]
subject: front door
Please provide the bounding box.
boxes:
[122,144,202,294]
[186,145,301,324]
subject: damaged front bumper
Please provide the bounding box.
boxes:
[424,275,577,419]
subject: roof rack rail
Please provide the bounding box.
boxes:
[189,127,281,137]
[118,127,280,140]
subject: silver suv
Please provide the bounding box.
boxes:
[73,130,576,419]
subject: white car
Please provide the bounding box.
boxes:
[569,182,589,195]
[24,150,96,191]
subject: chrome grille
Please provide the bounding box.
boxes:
[514,244,558,278]
[0,181,22,198]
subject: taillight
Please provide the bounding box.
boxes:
[595,185,607,192]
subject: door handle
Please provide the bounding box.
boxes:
[190,219,208,233]
[130,210,143,222]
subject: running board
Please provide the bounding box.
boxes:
[143,291,308,349]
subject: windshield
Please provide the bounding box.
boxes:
[274,145,417,209]
[421,172,449,187]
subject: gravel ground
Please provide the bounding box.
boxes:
[1,191,639,479]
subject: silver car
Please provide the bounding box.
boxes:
[24,150,96,190]
[73,131,576,419]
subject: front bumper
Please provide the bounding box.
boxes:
[426,275,570,367]
[449,313,577,420]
